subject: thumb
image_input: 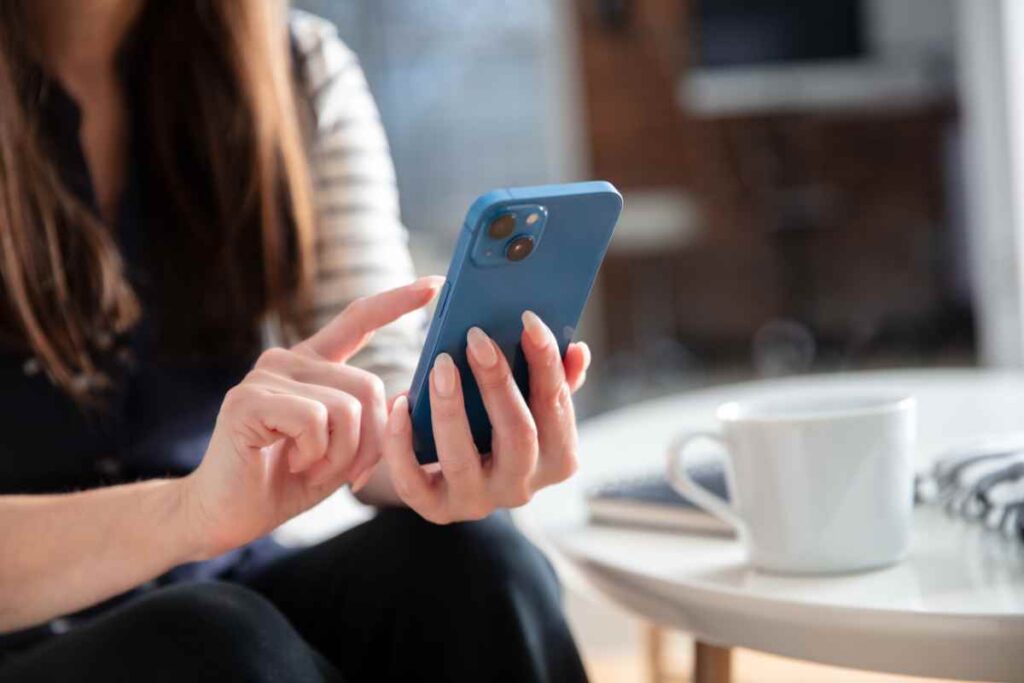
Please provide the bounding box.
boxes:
[296,276,444,362]
[387,390,410,412]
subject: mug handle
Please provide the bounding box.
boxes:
[666,432,746,535]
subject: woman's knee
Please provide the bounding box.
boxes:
[374,508,563,607]
[91,582,326,681]
[132,581,282,635]
[365,509,585,680]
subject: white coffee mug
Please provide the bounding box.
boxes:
[666,393,916,574]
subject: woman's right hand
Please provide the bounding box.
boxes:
[179,276,444,559]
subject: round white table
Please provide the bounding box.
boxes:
[518,369,1024,683]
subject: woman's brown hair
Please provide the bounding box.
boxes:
[0,0,315,400]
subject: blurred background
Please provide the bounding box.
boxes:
[294,0,996,411]
[295,0,1016,679]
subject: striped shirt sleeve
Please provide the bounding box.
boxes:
[290,11,424,395]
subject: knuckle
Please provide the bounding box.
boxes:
[221,385,250,415]
[244,368,275,385]
[342,296,369,320]
[321,403,360,456]
[303,401,330,432]
[552,449,579,482]
[333,392,362,425]
[256,347,291,370]
[441,453,478,478]
[476,362,514,392]
[535,343,562,371]
[368,374,387,404]
[506,418,539,455]
[431,397,464,422]
[553,381,573,410]
[508,482,534,507]
[352,370,386,406]
[537,380,573,414]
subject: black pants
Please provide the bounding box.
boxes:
[0,509,587,682]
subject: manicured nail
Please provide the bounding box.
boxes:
[389,395,409,435]
[351,467,374,492]
[432,353,456,397]
[522,310,554,348]
[467,327,498,368]
[412,275,446,292]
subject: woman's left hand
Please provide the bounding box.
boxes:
[383,311,591,524]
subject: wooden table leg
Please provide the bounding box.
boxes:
[644,622,666,683]
[693,640,732,683]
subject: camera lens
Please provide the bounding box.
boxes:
[506,235,535,262]
[488,214,516,240]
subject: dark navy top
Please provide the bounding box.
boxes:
[0,48,283,656]
[0,62,256,495]
[0,11,426,651]
[0,16,421,502]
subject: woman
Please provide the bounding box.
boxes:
[0,1,593,681]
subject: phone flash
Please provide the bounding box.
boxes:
[526,212,540,226]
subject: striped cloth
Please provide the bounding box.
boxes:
[917,434,1024,540]
[289,10,423,395]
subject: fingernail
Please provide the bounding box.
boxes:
[467,327,498,368]
[389,395,409,435]
[351,467,374,492]
[432,354,456,397]
[412,275,446,292]
[522,310,553,348]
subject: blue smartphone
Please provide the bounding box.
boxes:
[408,181,622,464]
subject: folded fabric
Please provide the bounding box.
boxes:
[917,434,1024,540]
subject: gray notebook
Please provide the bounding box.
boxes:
[586,462,734,536]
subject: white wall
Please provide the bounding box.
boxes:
[297,0,587,240]
[956,0,1024,366]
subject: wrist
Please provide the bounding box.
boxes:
[166,476,217,564]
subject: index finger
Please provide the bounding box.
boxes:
[297,276,444,361]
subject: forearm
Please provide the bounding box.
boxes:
[0,479,203,633]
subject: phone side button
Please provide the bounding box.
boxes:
[435,281,451,317]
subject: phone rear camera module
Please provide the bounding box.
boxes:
[488,214,517,240]
[472,204,546,268]
[505,235,535,262]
